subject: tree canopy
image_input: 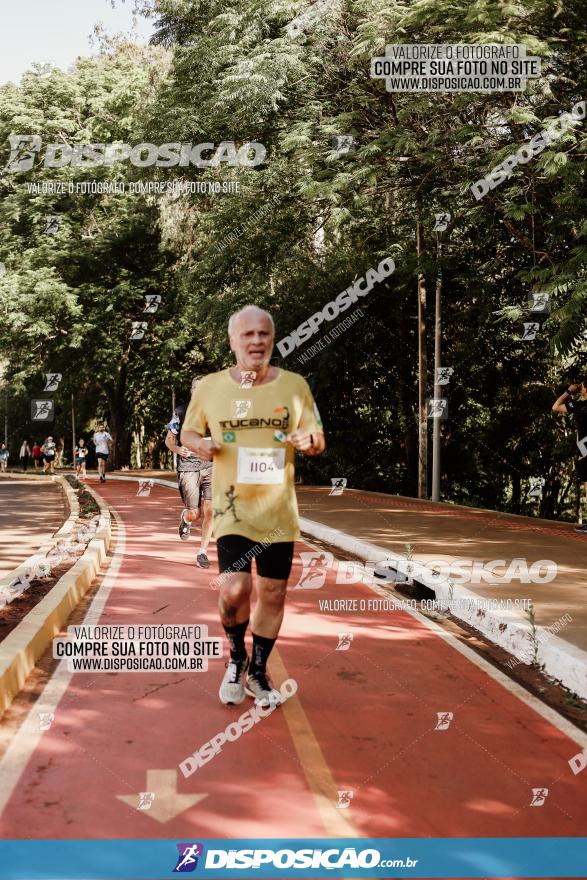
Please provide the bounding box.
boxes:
[0,0,585,519]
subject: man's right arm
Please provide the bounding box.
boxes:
[181,381,221,460]
[552,384,579,414]
[180,430,220,461]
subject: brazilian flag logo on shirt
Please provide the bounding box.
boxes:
[223,431,236,442]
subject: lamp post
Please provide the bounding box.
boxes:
[431,212,450,502]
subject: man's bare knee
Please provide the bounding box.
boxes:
[219,574,252,613]
[258,579,287,608]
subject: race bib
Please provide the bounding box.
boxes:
[237,447,285,484]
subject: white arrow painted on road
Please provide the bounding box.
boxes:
[117,769,207,823]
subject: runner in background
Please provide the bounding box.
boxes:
[552,378,587,534]
[41,436,56,475]
[164,377,214,569]
[19,439,31,471]
[0,443,8,473]
[32,440,41,472]
[93,424,113,483]
[75,438,88,479]
[182,305,325,708]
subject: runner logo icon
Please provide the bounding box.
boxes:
[530,788,549,807]
[435,712,454,731]
[174,843,204,872]
[232,399,252,419]
[137,792,155,810]
[336,790,354,809]
[294,551,334,589]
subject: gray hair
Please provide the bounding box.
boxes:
[228,305,275,337]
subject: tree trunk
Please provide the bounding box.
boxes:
[416,212,428,499]
[398,304,418,496]
[109,403,132,469]
[431,235,443,502]
[107,357,131,469]
[511,471,521,513]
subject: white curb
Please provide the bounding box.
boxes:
[299,516,587,701]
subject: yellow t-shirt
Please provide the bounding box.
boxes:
[182,368,323,542]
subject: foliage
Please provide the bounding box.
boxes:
[0,0,586,516]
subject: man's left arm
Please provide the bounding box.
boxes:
[286,382,326,457]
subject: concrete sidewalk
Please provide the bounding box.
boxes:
[0,476,66,576]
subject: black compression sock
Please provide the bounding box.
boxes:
[223,619,249,662]
[250,633,276,675]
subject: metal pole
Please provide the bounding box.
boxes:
[171,386,177,471]
[416,217,428,499]
[431,233,442,501]
[71,393,76,470]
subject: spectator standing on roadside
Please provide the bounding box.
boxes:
[553,379,587,534]
[0,443,9,473]
[19,439,31,471]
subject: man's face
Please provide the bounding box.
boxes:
[582,384,587,399]
[229,312,274,371]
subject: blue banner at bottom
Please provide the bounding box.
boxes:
[0,838,585,879]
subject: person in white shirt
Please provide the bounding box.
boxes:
[41,437,56,475]
[75,438,88,478]
[93,425,113,483]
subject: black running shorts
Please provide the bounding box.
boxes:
[217,535,294,580]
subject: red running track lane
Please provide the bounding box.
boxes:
[0,479,586,850]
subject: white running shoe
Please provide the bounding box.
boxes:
[245,670,282,709]
[219,656,249,705]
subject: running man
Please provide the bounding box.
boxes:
[182,305,325,707]
[93,424,112,483]
[552,378,587,533]
[75,438,88,478]
[164,379,214,568]
[41,436,56,474]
